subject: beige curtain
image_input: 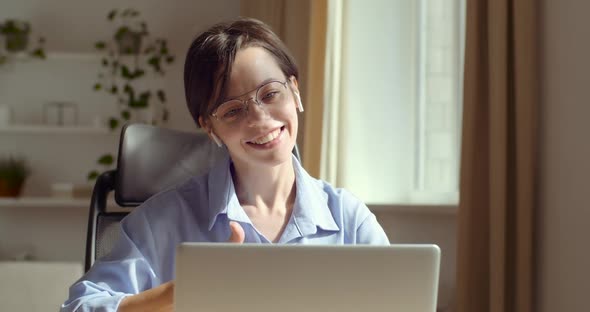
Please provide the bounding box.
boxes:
[240,0,287,38]
[240,0,327,176]
[301,0,328,178]
[457,0,538,312]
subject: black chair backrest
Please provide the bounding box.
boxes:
[115,123,228,206]
[85,123,301,271]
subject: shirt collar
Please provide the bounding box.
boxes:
[289,155,340,236]
[207,154,340,236]
[207,153,251,230]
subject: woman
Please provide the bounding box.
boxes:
[62,18,389,312]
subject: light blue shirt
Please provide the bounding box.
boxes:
[62,155,389,311]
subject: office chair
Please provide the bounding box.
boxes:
[85,123,301,272]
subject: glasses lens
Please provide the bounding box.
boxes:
[257,81,287,105]
[214,81,288,124]
[216,100,246,123]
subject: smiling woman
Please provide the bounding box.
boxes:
[61,17,390,312]
[198,46,300,168]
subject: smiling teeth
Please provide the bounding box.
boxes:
[252,128,281,144]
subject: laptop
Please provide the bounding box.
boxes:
[175,243,440,312]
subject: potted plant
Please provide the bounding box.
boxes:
[0,19,30,52]
[0,156,30,197]
[0,19,47,65]
[93,8,174,127]
[99,8,148,55]
[88,8,174,181]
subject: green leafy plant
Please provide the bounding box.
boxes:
[88,8,174,181]
[93,8,174,128]
[0,19,46,64]
[0,156,30,197]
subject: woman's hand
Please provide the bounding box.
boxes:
[117,221,245,311]
[118,281,174,312]
[227,221,245,243]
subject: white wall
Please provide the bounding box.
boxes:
[537,1,590,311]
[0,206,87,262]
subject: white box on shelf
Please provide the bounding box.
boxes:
[50,183,74,198]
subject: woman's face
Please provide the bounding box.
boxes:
[201,46,299,168]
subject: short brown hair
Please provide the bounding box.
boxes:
[184,17,299,127]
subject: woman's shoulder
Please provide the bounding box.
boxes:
[314,178,362,204]
[302,173,372,223]
[302,175,389,244]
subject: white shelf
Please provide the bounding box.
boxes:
[4,52,102,61]
[3,52,145,62]
[0,197,119,209]
[0,197,90,208]
[0,124,114,134]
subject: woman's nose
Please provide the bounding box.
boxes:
[245,99,270,123]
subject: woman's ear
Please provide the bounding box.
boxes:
[290,76,299,90]
[198,116,209,131]
[198,116,223,147]
[289,76,304,113]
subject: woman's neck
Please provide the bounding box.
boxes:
[231,158,296,215]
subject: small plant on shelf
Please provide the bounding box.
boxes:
[88,8,174,181]
[0,19,47,66]
[0,156,30,197]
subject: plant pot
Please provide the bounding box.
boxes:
[0,179,24,197]
[116,31,142,55]
[5,32,29,52]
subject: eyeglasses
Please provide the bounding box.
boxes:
[211,79,290,124]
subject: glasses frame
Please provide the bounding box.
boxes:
[211,79,291,124]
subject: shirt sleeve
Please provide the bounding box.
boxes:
[355,213,390,245]
[61,208,160,312]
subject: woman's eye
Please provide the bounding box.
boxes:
[223,108,243,118]
[262,91,279,101]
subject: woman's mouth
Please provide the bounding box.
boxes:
[246,126,285,149]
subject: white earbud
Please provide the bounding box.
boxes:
[211,132,223,147]
[295,92,304,112]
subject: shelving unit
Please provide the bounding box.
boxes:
[0,197,91,208]
[1,50,122,202]
[4,51,101,62]
[0,124,113,134]
[0,196,119,209]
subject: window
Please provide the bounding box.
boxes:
[321,0,465,205]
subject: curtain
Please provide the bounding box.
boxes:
[456,0,538,311]
[240,0,286,37]
[301,0,328,178]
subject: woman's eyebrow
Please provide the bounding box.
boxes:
[224,77,279,101]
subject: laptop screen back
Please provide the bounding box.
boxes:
[175,244,440,312]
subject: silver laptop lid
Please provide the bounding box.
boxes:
[175,244,440,312]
